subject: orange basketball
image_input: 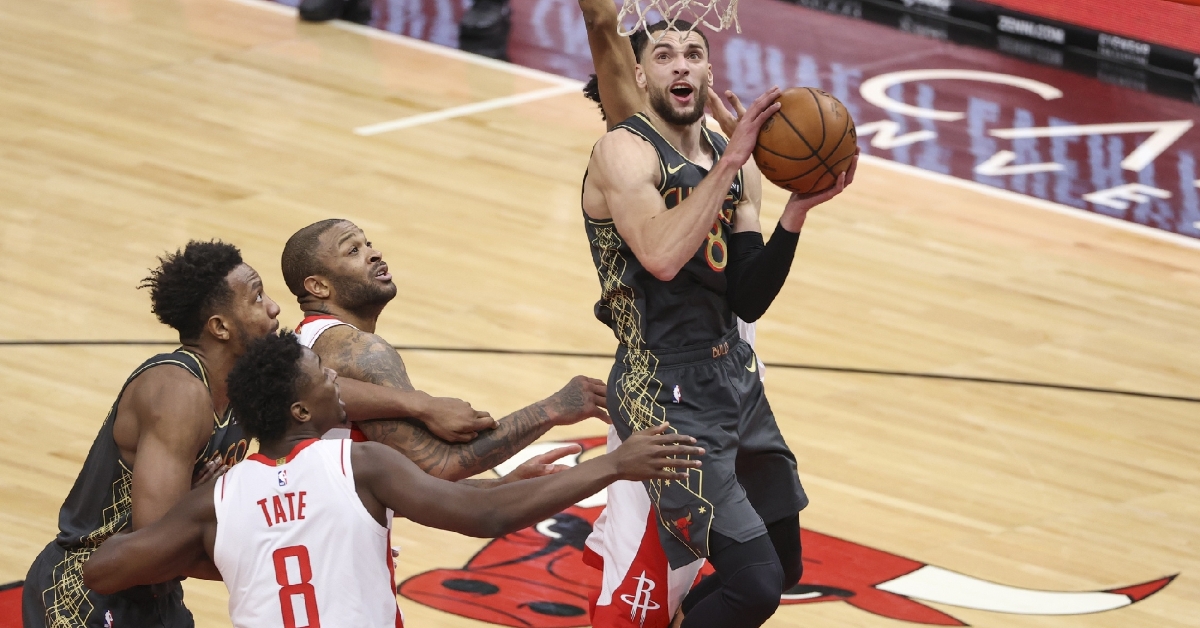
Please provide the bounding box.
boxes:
[753,87,857,195]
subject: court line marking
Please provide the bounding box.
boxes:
[223,0,1200,251]
[222,0,580,88]
[353,84,581,135]
[2,340,1196,403]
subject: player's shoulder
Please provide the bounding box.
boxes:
[595,125,645,151]
[311,323,388,360]
[350,439,413,476]
[591,127,657,171]
[125,358,210,403]
[313,321,372,344]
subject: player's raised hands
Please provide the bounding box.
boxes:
[191,459,228,488]
[502,444,584,482]
[778,148,860,232]
[707,87,747,138]
[609,422,704,481]
[721,87,782,169]
[420,397,497,443]
[549,375,611,425]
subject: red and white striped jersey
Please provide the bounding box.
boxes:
[213,439,403,628]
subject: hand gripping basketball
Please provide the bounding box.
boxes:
[721,87,782,170]
[778,149,859,232]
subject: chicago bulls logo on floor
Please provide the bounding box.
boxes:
[398,437,1175,627]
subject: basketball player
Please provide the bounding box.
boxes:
[81,333,705,628]
[581,19,858,628]
[281,219,610,482]
[21,241,278,628]
[577,4,781,626]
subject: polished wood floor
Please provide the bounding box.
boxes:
[1,0,1198,626]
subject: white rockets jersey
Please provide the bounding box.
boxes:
[295,315,353,350]
[213,439,403,628]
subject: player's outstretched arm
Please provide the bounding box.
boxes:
[355,423,703,538]
[579,0,642,129]
[317,324,607,481]
[314,325,495,443]
[715,84,859,321]
[83,484,217,594]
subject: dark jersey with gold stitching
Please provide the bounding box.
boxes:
[53,349,248,551]
[584,113,745,350]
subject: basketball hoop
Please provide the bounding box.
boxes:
[616,0,741,37]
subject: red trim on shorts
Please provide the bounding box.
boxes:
[349,425,369,442]
[219,474,227,500]
[247,438,319,466]
[340,440,347,476]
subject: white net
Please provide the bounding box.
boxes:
[616,0,741,37]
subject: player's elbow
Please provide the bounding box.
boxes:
[643,259,680,282]
[579,0,617,29]
[82,553,123,595]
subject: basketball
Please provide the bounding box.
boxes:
[753,87,858,195]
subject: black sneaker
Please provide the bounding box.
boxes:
[298,0,345,22]
[461,0,510,34]
[460,0,511,59]
[298,0,371,23]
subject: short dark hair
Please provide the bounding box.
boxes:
[227,332,308,443]
[634,20,707,63]
[282,219,346,299]
[140,241,243,342]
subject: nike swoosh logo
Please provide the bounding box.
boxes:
[666,162,685,174]
[747,360,757,373]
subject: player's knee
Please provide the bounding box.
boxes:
[780,552,802,590]
[725,560,784,624]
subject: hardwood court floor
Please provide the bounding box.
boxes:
[1,0,1198,626]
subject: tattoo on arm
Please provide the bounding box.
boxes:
[317,328,414,391]
[319,327,556,481]
[358,402,555,481]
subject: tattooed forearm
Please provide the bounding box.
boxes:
[313,324,564,480]
[358,402,556,481]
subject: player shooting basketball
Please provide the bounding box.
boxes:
[579,15,858,628]
[81,333,704,628]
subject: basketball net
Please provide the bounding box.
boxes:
[616,0,741,37]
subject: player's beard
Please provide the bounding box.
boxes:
[648,82,708,127]
[331,271,397,312]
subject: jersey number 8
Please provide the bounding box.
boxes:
[273,545,322,628]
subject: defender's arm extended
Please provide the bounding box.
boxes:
[84,484,216,594]
[354,425,702,537]
[315,325,606,481]
[580,0,642,129]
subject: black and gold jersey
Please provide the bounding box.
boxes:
[584,113,745,351]
[53,349,247,551]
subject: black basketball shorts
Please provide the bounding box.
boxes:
[607,328,808,569]
[24,541,193,628]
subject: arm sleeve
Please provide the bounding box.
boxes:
[725,222,801,323]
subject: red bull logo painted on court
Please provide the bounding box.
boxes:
[398,437,1175,627]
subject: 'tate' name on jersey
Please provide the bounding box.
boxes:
[257,492,308,527]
